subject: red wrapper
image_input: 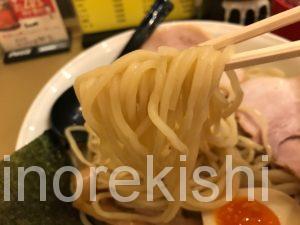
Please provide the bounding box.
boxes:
[272,0,300,40]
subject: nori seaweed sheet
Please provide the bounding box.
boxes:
[0,130,83,225]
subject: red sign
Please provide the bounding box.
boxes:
[8,0,55,19]
[0,0,68,52]
[0,1,19,30]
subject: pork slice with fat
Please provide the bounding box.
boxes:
[141,24,211,51]
[238,75,300,177]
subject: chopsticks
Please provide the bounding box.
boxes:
[225,40,300,70]
[200,6,300,70]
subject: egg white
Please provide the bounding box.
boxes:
[202,188,300,225]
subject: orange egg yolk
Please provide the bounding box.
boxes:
[216,197,280,225]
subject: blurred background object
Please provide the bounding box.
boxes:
[199,0,270,24]
[71,0,195,47]
[198,0,299,40]
[1,0,298,61]
[285,0,300,6]
[0,0,70,63]
[56,0,75,19]
[223,0,270,24]
[72,0,194,33]
[272,0,300,40]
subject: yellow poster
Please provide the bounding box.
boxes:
[72,0,195,33]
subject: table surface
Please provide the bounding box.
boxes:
[0,33,83,160]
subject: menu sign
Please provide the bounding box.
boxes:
[0,0,68,58]
[72,0,195,34]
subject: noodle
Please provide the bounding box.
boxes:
[67,44,300,224]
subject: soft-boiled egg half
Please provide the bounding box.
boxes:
[202,188,300,225]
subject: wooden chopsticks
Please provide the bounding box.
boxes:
[225,40,300,70]
[200,6,300,70]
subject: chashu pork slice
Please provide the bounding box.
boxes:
[141,23,211,51]
[238,75,300,177]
